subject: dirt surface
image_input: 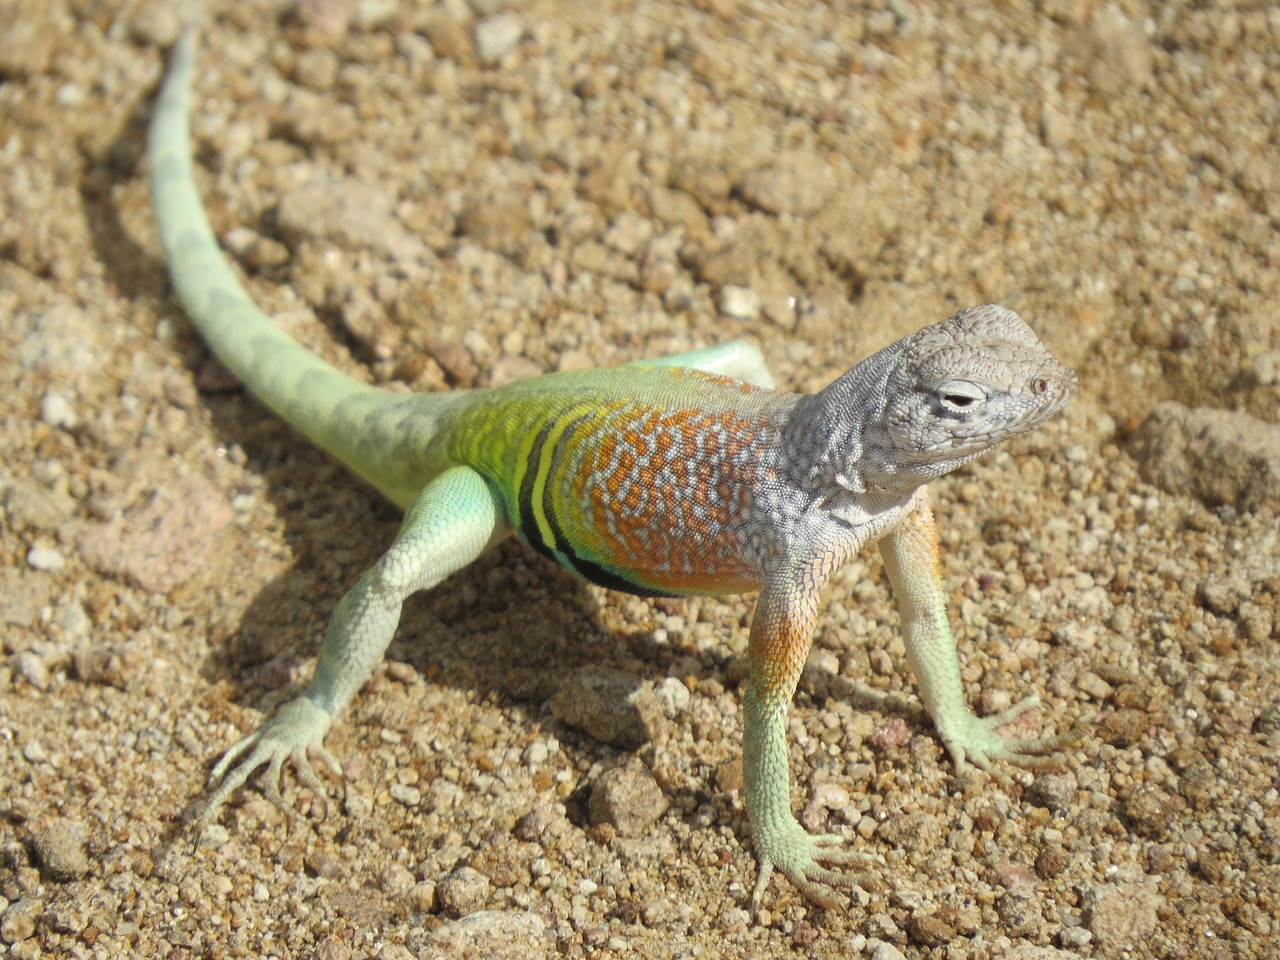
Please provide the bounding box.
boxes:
[3,0,1279,957]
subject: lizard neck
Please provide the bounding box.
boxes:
[781,341,914,497]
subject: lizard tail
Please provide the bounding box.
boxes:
[148,29,386,456]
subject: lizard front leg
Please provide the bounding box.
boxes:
[879,488,1079,773]
[198,465,510,824]
[743,560,876,913]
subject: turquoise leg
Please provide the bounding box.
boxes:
[199,466,510,821]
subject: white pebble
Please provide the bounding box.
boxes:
[523,740,550,766]
[390,783,422,807]
[197,824,232,850]
[475,14,523,64]
[655,677,691,718]
[40,392,77,430]
[27,545,65,571]
[719,285,762,320]
[1254,350,1280,386]
[14,654,51,692]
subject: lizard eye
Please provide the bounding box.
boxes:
[935,380,986,413]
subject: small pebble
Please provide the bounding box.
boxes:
[39,393,77,429]
[32,820,90,881]
[26,545,65,571]
[718,285,762,320]
[474,14,522,63]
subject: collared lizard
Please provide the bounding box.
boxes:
[149,28,1079,911]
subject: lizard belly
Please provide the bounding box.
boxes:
[524,505,762,598]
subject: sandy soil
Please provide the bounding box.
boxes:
[2,0,1278,957]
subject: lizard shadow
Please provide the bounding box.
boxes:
[181,424,768,849]
[79,95,172,311]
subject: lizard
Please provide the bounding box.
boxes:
[148,27,1080,912]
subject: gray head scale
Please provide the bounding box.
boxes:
[791,304,1077,496]
[875,303,1077,482]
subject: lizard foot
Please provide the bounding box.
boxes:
[750,817,880,915]
[939,695,1084,779]
[197,696,341,826]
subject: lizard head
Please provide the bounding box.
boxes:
[793,304,1076,495]
[882,303,1077,469]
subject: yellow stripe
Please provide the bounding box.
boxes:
[526,401,601,550]
[504,408,550,533]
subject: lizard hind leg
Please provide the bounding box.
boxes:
[196,465,511,827]
[630,340,775,389]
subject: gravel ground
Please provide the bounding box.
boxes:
[3,1,1279,957]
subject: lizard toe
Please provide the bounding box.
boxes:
[750,820,879,916]
[197,696,337,826]
[942,699,1083,776]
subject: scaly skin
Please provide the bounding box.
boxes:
[150,28,1080,913]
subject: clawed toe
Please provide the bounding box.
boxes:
[942,698,1085,777]
[293,751,342,819]
[789,871,849,910]
[751,825,882,916]
[810,834,879,865]
[194,697,340,828]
